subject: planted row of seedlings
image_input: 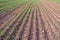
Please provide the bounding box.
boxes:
[45,7,60,40]
[0,1,29,28]
[1,1,32,39]
[45,4,60,27]
[9,3,32,40]
[0,0,27,15]
[0,1,31,31]
[21,4,36,40]
[8,4,31,40]
[39,3,60,40]
[1,3,26,34]
[45,3,60,23]
[0,0,60,40]
[43,3,60,36]
[17,4,32,40]
[0,3,25,30]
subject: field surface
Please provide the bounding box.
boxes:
[47,0,60,3]
[0,0,60,40]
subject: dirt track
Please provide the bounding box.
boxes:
[0,0,60,40]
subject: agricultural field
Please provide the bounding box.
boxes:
[0,0,60,40]
[0,0,28,14]
[47,0,60,3]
